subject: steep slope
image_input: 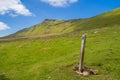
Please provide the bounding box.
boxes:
[8,19,80,38]
[6,8,120,38]
[73,8,120,31]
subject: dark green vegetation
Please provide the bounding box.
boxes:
[0,8,120,80]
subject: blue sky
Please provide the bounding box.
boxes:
[0,0,120,37]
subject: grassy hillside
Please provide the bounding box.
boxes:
[6,8,120,38]
[0,8,120,80]
[0,26,120,80]
[7,19,76,38]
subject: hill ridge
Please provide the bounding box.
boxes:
[4,8,120,38]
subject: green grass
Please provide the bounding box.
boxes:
[0,26,120,80]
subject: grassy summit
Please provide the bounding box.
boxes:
[0,8,120,80]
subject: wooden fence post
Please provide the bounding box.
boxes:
[79,34,86,73]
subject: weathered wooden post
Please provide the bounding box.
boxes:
[79,34,86,73]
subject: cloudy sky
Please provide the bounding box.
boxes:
[0,0,120,37]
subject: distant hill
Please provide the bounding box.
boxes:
[5,8,120,38]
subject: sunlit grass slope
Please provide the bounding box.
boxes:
[0,26,120,80]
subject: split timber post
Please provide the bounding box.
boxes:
[79,34,86,73]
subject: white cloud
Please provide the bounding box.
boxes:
[0,0,32,16]
[0,22,10,31]
[40,0,78,7]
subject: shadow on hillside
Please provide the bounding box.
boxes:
[0,73,10,80]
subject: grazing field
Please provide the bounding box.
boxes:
[0,26,120,80]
